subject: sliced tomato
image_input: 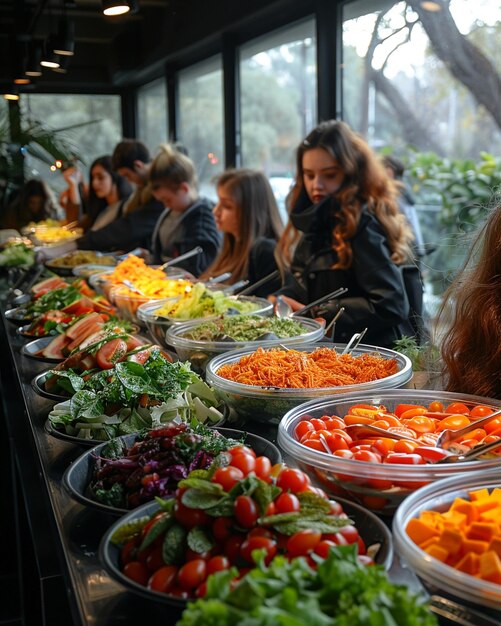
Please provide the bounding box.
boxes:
[42,334,70,359]
[65,313,103,340]
[127,348,152,364]
[413,446,451,463]
[96,338,128,369]
[125,335,144,351]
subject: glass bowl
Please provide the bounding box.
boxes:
[205,343,412,425]
[88,269,115,298]
[393,469,501,615]
[277,389,501,515]
[137,296,273,347]
[165,316,325,375]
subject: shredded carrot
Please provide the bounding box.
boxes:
[216,347,398,388]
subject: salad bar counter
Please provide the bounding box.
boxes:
[0,302,188,625]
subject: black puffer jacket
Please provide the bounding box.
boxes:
[279,193,414,348]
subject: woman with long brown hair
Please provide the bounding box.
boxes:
[276,120,417,347]
[200,169,283,296]
[440,198,501,398]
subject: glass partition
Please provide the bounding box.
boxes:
[239,18,316,220]
[137,77,168,155]
[177,56,224,200]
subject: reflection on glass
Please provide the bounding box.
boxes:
[239,18,316,220]
[137,77,168,155]
[177,56,224,200]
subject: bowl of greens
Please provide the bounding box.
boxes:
[46,346,225,443]
[137,283,273,348]
[62,424,281,515]
[165,315,325,374]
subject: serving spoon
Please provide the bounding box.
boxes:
[274,287,348,319]
[159,246,203,271]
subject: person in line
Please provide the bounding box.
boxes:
[74,139,165,252]
[382,155,425,258]
[199,168,282,297]
[149,144,221,277]
[276,120,418,348]
[60,156,132,231]
[439,197,501,398]
[1,179,63,230]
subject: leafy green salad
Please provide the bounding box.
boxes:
[177,545,437,626]
[0,242,35,267]
[48,348,224,441]
[154,283,261,320]
[182,314,307,342]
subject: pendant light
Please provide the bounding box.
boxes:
[52,17,75,56]
[102,0,131,16]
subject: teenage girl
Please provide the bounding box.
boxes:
[200,168,283,296]
[276,120,418,348]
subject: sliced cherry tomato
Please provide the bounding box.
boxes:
[413,446,451,463]
[393,439,420,454]
[352,450,381,463]
[303,439,325,451]
[127,348,152,364]
[295,421,314,439]
[321,416,347,430]
[384,452,426,465]
[309,418,327,431]
[400,407,428,420]
[394,404,426,418]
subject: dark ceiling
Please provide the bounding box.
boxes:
[0,0,310,94]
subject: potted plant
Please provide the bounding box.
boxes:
[393,335,443,390]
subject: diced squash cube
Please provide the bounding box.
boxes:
[467,522,497,542]
[455,552,479,575]
[479,551,501,584]
[488,537,501,558]
[469,488,490,501]
[438,528,463,556]
[425,543,449,562]
[406,518,439,546]
[461,538,489,555]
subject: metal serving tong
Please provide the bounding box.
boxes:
[159,246,203,271]
[205,272,232,286]
[435,407,501,448]
[238,269,280,296]
[341,328,368,355]
[222,279,249,295]
[275,287,348,318]
[429,595,501,626]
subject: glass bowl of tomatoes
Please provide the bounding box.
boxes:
[393,469,501,616]
[277,389,501,515]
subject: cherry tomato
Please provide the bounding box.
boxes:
[393,440,419,454]
[229,444,256,458]
[185,548,212,561]
[145,547,165,572]
[212,517,233,542]
[394,404,426,418]
[403,416,436,434]
[400,407,428,420]
[314,540,337,559]
[240,536,277,564]
[310,418,327,431]
[323,432,350,453]
[412,446,451,463]
[445,402,470,415]
[333,449,354,459]
[234,495,259,528]
[206,555,230,575]
[428,400,444,413]
[254,456,272,480]
[328,499,343,515]
[174,501,209,529]
[295,421,314,439]
[436,414,470,430]
[212,466,244,491]
[231,453,256,475]
[123,561,150,586]
[484,418,501,434]
[470,405,494,418]
[384,452,426,465]
[148,565,177,593]
[195,582,208,598]
[275,492,300,513]
[178,559,207,591]
[276,468,310,493]
[287,530,322,557]
[352,450,382,463]
[303,439,325,452]
[322,416,347,430]
[370,437,396,456]
[120,540,137,566]
[223,535,245,563]
[323,532,348,546]
[337,524,360,545]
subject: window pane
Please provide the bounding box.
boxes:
[240,18,317,220]
[177,56,224,200]
[21,93,122,193]
[342,0,501,303]
[137,77,168,154]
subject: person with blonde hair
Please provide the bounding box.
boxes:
[276,120,419,347]
[150,144,220,276]
[199,168,282,296]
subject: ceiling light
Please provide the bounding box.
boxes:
[420,1,442,11]
[40,41,61,69]
[14,78,31,85]
[102,0,131,16]
[25,43,43,76]
[52,17,75,56]
[4,92,20,101]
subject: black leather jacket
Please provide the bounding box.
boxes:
[279,194,413,348]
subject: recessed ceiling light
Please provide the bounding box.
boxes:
[420,1,442,11]
[4,93,20,101]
